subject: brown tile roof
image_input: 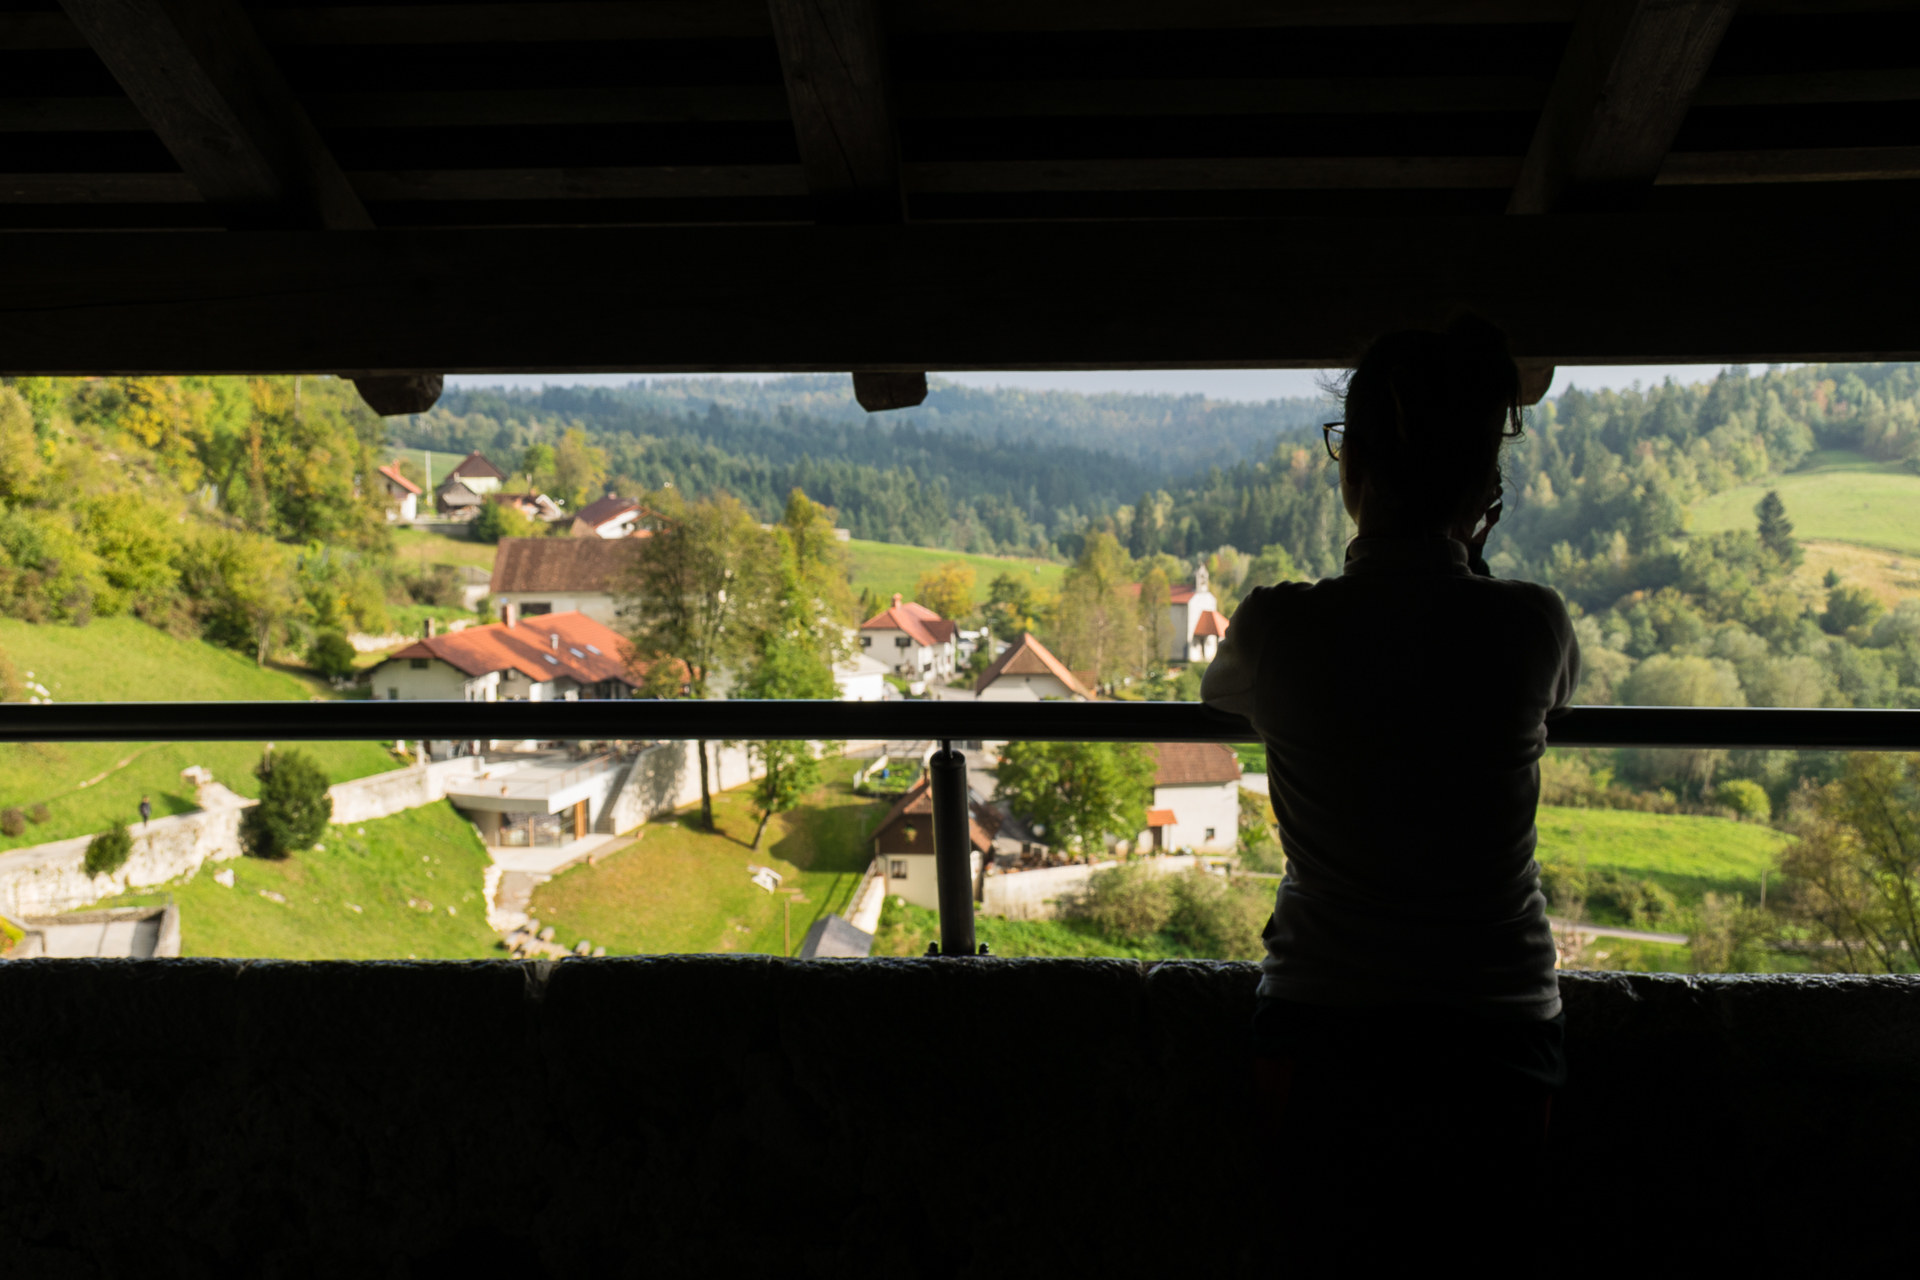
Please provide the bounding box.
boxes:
[860,594,956,648]
[1151,742,1243,787]
[377,611,639,687]
[377,464,421,495]
[1146,808,1176,827]
[492,536,644,594]
[874,777,1000,852]
[1192,608,1230,639]
[973,632,1094,699]
[569,494,641,536]
[450,451,506,480]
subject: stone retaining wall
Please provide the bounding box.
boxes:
[0,757,485,918]
[0,960,1910,1271]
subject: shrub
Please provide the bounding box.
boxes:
[1686,892,1778,973]
[1077,862,1175,943]
[84,822,132,877]
[0,807,24,837]
[473,502,546,543]
[1539,861,1678,929]
[1714,778,1772,822]
[1167,869,1269,961]
[28,803,48,824]
[239,748,333,859]
[307,629,357,681]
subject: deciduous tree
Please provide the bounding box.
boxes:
[619,490,777,830]
[915,560,977,622]
[994,740,1155,857]
[1779,752,1920,973]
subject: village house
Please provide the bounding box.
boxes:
[972,632,1096,701]
[361,610,640,702]
[567,494,645,538]
[870,776,1003,911]
[489,491,564,521]
[433,451,507,517]
[490,536,642,626]
[1138,743,1242,854]
[1130,566,1228,663]
[834,650,890,701]
[859,594,958,681]
[375,464,421,522]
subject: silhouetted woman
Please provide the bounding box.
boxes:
[1203,317,1578,1230]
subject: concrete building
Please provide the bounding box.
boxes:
[442,752,626,849]
[362,611,642,702]
[972,632,1095,701]
[1139,743,1242,853]
[490,536,643,626]
[375,464,421,522]
[859,594,958,680]
[834,650,890,701]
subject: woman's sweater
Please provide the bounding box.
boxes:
[1201,536,1580,1020]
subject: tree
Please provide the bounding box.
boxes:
[83,822,132,877]
[552,426,609,510]
[1754,490,1801,566]
[307,630,357,681]
[618,489,777,830]
[1778,753,1920,973]
[983,571,1043,642]
[239,747,333,859]
[778,489,855,650]
[1048,533,1139,687]
[994,740,1156,856]
[473,499,546,543]
[0,386,42,501]
[915,560,977,622]
[1245,543,1301,590]
[517,441,556,492]
[178,528,301,665]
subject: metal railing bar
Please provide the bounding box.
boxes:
[0,701,1916,749]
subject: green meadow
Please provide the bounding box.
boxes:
[845,538,1066,613]
[1689,451,1920,555]
[1534,804,1790,904]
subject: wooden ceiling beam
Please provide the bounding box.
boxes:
[768,0,916,407]
[1508,0,1737,215]
[2,217,1915,375]
[58,0,371,230]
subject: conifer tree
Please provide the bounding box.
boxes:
[1753,490,1801,566]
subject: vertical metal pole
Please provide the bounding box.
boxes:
[929,739,977,958]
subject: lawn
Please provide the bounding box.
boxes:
[871,897,1202,960]
[1688,451,1920,555]
[0,616,400,854]
[96,801,501,959]
[846,539,1065,613]
[1789,539,1920,610]
[390,526,498,573]
[1534,804,1790,904]
[526,759,887,956]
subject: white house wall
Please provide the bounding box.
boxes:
[1150,781,1239,853]
[880,850,981,913]
[495,591,619,625]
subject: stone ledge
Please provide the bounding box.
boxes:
[1,959,1914,1272]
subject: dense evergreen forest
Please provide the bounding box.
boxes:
[397,377,1329,554]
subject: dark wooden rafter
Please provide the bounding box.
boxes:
[57,0,369,230]
[1509,0,1739,215]
[3,217,1917,376]
[57,0,445,415]
[767,0,923,409]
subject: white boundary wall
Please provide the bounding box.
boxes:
[0,757,487,919]
[981,855,1202,922]
[600,740,765,835]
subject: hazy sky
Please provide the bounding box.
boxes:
[444,364,1740,403]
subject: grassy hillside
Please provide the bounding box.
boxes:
[872,897,1200,960]
[1790,539,1920,609]
[528,759,884,956]
[1689,451,1920,554]
[0,617,399,854]
[846,538,1065,612]
[96,801,499,959]
[390,526,498,573]
[1535,804,1789,904]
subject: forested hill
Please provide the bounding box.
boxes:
[434,375,1330,473]
[398,377,1332,554]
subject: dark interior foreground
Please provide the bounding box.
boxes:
[2,958,1915,1273]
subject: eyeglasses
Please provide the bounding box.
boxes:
[1322,421,1345,461]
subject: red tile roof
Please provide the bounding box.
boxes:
[492,536,644,594]
[1146,809,1177,828]
[972,632,1094,699]
[860,594,957,647]
[378,611,640,688]
[1151,743,1242,787]
[377,464,422,495]
[1192,609,1230,639]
